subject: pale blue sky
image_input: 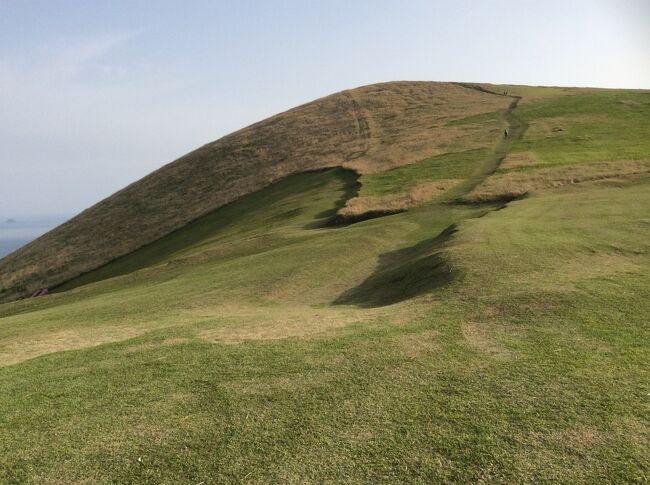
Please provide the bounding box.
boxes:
[1,0,648,216]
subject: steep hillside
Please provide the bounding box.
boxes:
[0,82,509,302]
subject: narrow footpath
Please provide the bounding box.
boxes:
[443,86,528,202]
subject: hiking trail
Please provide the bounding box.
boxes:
[443,84,528,201]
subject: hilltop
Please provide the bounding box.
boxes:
[0,81,509,302]
[1,81,649,482]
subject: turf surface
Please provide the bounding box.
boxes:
[1,85,649,483]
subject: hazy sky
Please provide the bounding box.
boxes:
[1,0,649,216]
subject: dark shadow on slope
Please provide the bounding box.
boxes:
[450,192,529,207]
[335,224,458,308]
[53,168,359,293]
[305,170,360,228]
[323,208,407,228]
[309,170,410,228]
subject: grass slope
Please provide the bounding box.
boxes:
[513,91,650,166]
[357,149,490,198]
[0,81,509,303]
[1,84,649,483]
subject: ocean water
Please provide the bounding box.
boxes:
[0,215,70,259]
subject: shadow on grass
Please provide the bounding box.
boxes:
[335,224,458,307]
[55,168,359,294]
[305,169,360,228]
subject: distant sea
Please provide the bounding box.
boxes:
[0,215,70,259]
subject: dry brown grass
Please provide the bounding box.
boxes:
[0,326,145,367]
[392,329,440,358]
[500,151,542,170]
[344,83,509,174]
[464,159,650,203]
[192,299,420,344]
[462,321,512,357]
[460,304,518,357]
[549,426,604,448]
[482,84,613,105]
[0,82,510,302]
[196,305,387,343]
[523,252,641,292]
[122,337,192,353]
[338,179,459,219]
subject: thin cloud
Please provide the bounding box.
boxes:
[1,31,138,87]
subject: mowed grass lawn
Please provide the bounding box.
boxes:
[511,90,650,167]
[1,165,649,482]
[357,149,489,198]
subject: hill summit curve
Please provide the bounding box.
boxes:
[0,81,509,301]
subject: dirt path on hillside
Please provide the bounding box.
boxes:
[332,87,528,225]
[337,88,531,305]
[342,90,377,163]
[442,86,528,201]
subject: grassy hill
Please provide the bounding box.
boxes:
[1,82,649,482]
[0,82,509,303]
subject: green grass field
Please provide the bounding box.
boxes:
[357,149,489,198]
[511,90,650,167]
[1,84,649,483]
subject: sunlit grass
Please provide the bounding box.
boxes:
[1,88,649,482]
